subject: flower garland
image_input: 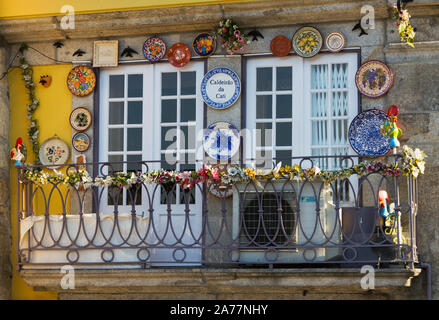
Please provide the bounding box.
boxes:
[215,18,250,55]
[22,146,426,190]
[392,2,416,48]
[19,43,41,163]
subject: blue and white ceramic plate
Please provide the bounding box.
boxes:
[348,109,391,157]
[203,122,240,160]
[201,67,241,110]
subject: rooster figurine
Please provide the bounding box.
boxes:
[10,137,25,167]
[378,190,395,234]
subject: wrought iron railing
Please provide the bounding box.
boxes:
[16,154,418,269]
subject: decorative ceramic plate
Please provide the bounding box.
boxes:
[348,109,391,157]
[72,132,91,153]
[192,33,216,57]
[143,37,166,62]
[167,43,191,68]
[69,107,92,132]
[207,164,234,198]
[270,35,292,57]
[201,67,241,110]
[355,60,393,98]
[325,32,346,52]
[203,122,240,160]
[67,66,96,97]
[39,136,70,168]
[292,26,323,58]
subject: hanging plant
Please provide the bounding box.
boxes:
[392,2,416,48]
[215,18,250,55]
[18,43,41,164]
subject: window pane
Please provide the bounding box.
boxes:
[162,72,177,96]
[109,128,124,151]
[127,128,142,151]
[256,68,272,91]
[276,95,292,118]
[255,149,273,169]
[179,153,196,171]
[276,67,292,91]
[127,155,142,206]
[161,126,177,150]
[276,150,292,167]
[180,99,196,122]
[109,102,124,124]
[161,153,177,171]
[331,64,348,89]
[181,72,196,95]
[312,148,329,170]
[128,74,143,97]
[180,125,195,150]
[311,92,328,117]
[256,123,272,147]
[108,154,123,173]
[332,91,348,117]
[276,122,292,146]
[311,65,328,90]
[127,101,142,124]
[312,120,328,146]
[109,75,124,98]
[127,154,142,172]
[161,100,177,123]
[256,95,272,119]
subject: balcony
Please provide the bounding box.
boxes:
[15,154,423,298]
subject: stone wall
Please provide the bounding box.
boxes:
[0,38,11,300]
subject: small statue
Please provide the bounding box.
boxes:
[378,190,395,234]
[10,137,25,167]
[381,105,402,151]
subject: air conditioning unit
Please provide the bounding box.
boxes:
[231,182,343,263]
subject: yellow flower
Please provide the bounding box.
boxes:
[274,173,280,179]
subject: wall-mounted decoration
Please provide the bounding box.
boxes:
[167,43,191,68]
[352,20,368,37]
[381,105,402,150]
[39,75,52,88]
[93,40,119,67]
[67,65,96,97]
[39,136,70,168]
[292,26,323,58]
[270,35,291,57]
[72,132,91,153]
[121,46,139,58]
[203,121,240,160]
[143,37,166,62]
[10,137,25,167]
[392,1,416,48]
[247,30,264,42]
[53,41,64,48]
[215,18,250,55]
[73,49,86,57]
[207,164,234,198]
[355,60,393,98]
[348,109,390,158]
[201,67,241,110]
[75,154,87,170]
[325,32,346,52]
[192,33,216,57]
[69,107,92,132]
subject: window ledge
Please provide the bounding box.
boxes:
[20,267,422,297]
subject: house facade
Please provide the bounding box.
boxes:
[0,0,438,300]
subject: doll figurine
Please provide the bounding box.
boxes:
[10,137,25,167]
[378,189,395,233]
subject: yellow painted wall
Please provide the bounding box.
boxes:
[9,64,73,300]
[0,0,254,19]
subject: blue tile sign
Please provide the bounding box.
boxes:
[201,67,241,110]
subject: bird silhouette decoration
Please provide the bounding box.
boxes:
[352,20,368,37]
[39,75,52,87]
[10,137,25,167]
[121,46,139,58]
[73,49,86,57]
[53,41,64,48]
[247,30,264,41]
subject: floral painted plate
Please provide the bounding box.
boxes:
[270,35,292,57]
[192,32,216,57]
[72,132,91,153]
[348,109,391,158]
[325,32,346,52]
[292,26,323,58]
[67,66,96,96]
[203,122,240,160]
[39,136,70,169]
[143,37,166,62]
[69,107,92,131]
[355,60,394,98]
[167,43,191,68]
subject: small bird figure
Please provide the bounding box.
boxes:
[10,138,25,167]
[53,41,64,48]
[73,49,86,57]
[352,20,368,37]
[121,46,139,58]
[247,30,264,41]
